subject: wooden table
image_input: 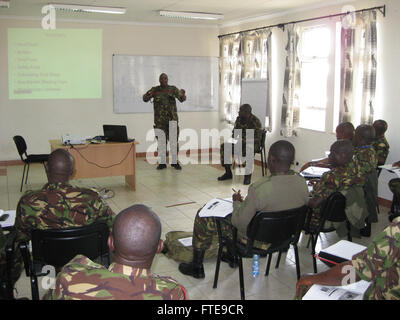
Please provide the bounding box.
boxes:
[49,140,138,190]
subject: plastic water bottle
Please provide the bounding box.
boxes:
[252,254,260,277]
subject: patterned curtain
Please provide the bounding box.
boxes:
[219,34,242,125]
[219,29,272,129]
[339,10,377,125]
[280,24,301,137]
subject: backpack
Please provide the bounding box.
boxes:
[163,231,219,263]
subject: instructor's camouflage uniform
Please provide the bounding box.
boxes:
[43,254,187,300]
[220,113,262,174]
[143,85,185,164]
[352,216,400,299]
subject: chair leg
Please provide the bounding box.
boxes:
[311,235,317,273]
[238,257,245,300]
[293,245,301,280]
[213,244,224,289]
[20,163,27,192]
[260,151,265,176]
[275,251,282,269]
[31,274,39,300]
[25,163,30,185]
[265,253,272,276]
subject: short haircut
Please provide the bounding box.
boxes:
[268,140,295,165]
[356,124,376,145]
[331,139,354,163]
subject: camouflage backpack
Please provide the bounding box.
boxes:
[163,231,219,263]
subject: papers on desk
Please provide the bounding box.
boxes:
[0,209,16,229]
[300,166,331,179]
[316,240,366,265]
[379,164,400,178]
[302,280,370,300]
[198,198,233,218]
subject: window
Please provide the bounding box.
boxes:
[298,24,337,132]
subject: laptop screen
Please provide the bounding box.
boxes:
[103,125,129,142]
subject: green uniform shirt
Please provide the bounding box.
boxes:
[371,135,390,165]
[233,113,262,152]
[43,254,187,300]
[352,216,400,300]
[231,171,309,236]
[15,182,115,242]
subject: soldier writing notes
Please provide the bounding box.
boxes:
[143,73,186,170]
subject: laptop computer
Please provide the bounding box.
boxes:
[103,125,134,143]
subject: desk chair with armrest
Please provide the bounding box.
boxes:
[213,205,308,300]
[13,135,49,192]
[19,223,110,300]
[303,192,349,273]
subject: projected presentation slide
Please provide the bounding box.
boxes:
[8,28,102,100]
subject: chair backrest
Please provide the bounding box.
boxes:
[246,205,308,250]
[13,135,27,160]
[31,223,110,270]
[321,192,347,223]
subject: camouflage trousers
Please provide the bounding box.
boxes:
[220,142,256,175]
[192,209,270,251]
[0,240,23,298]
[154,121,179,165]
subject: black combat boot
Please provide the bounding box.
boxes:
[157,164,167,170]
[218,165,232,181]
[178,249,205,279]
[243,174,252,185]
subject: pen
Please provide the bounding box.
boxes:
[232,188,238,193]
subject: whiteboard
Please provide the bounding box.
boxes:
[113,55,219,113]
[240,79,270,130]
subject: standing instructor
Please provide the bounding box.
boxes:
[143,73,186,170]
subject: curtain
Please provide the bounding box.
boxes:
[219,34,242,125]
[339,10,377,125]
[280,24,301,137]
[219,29,272,129]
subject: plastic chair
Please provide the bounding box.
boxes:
[303,192,349,273]
[19,223,110,300]
[13,136,49,192]
[213,205,308,300]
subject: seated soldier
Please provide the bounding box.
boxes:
[11,149,115,285]
[296,215,400,300]
[43,204,186,300]
[218,104,262,185]
[14,148,115,243]
[389,160,400,220]
[307,140,364,234]
[352,124,378,236]
[372,119,390,166]
[300,122,355,172]
[179,140,309,279]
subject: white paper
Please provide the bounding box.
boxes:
[0,210,17,229]
[379,164,400,178]
[227,137,238,144]
[178,236,193,247]
[320,240,366,260]
[300,166,331,178]
[198,198,233,218]
[303,280,370,300]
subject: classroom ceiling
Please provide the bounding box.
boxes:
[0,0,352,27]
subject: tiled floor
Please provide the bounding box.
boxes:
[0,158,392,300]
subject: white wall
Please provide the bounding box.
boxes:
[219,0,400,201]
[0,18,219,160]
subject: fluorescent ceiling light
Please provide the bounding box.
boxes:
[159,10,223,20]
[49,3,126,14]
[0,0,10,9]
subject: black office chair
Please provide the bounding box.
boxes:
[303,192,348,273]
[13,135,49,192]
[213,205,308,300]
[19,223,110,300]
[0,229,17,300]
[255,129,267,176]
